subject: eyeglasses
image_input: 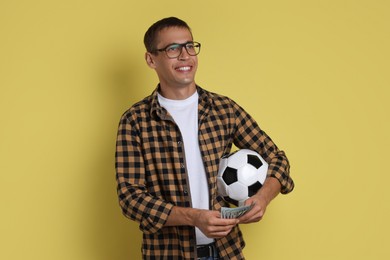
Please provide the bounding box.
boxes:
[154,41,201,59]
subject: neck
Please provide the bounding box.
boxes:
[158,83,197,100]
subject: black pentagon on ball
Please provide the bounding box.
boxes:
[224,196,239,206]
[222,167,238,185]
[248,181,263,197]
[247,154,263,169]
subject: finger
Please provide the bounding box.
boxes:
[239,209,264,223]
[238,205,261,220]
[210,217,238,226]
[205,223,236,234]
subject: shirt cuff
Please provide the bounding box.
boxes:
[139,202,174,234]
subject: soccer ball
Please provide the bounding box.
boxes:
[217,149,268,206]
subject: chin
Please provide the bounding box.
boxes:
[177,78,195,86]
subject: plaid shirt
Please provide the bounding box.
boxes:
[115,86,294,259]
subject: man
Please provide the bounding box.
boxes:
[115,17,294,259]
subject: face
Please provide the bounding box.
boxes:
[146,27,198,94]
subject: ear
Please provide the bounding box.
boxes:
[145,52,157,69]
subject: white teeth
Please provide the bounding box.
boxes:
[177,66,191,71]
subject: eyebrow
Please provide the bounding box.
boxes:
[159,41,194,50]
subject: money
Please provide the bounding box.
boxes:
[221,203,254,219]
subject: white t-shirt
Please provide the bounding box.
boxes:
[158,91,214,245]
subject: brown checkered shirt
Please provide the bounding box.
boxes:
[115,86,294,259]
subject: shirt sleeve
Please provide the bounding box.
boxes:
[115,113,174,234]
[231,100,294,194]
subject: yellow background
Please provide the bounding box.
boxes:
[1,0,389,259]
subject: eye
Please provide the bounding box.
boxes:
[186,43,195,49]
[166,44,180,52]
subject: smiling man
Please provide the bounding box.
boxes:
[115,17,294,260]
[145,26,198,99]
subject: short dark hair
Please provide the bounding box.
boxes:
[144,17,192,53]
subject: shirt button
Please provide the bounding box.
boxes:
[183,190,188,195]
[177,141,182,145]
[181,163,185,169]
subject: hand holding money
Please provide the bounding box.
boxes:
[221,203,254,219]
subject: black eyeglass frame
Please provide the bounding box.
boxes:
[153,41,201,59]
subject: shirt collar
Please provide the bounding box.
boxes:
[149,84,213,119]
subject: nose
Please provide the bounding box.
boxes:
[178,46,190,60]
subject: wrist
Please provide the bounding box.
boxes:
[189,208,203,227]
[257,177,281,205]
[166,206,203,227]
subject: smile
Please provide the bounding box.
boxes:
[176,66,191,72]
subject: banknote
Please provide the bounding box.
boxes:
[221,203,254,219]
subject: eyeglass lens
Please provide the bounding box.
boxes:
[165,42,200,58]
